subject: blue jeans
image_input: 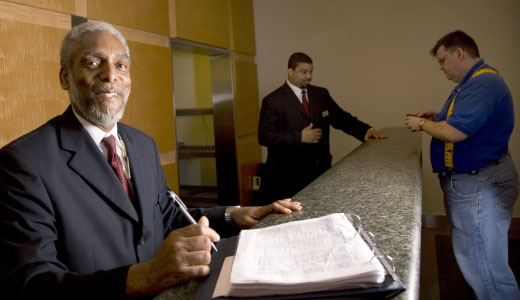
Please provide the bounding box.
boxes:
[439,156,520,300]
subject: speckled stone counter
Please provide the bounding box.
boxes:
[156,127,422,300]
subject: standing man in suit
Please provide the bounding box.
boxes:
[405,30,519,299]
[257,52,386,204]
[0,21,301,299]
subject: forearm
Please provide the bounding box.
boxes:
[422,120,467,142]
[187,206,238,237]
[330,110,371,142]
[341,121,371,142]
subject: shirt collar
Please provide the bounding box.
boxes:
[456,58,486,90]
[286,79,307,99]
[72,108,119,147]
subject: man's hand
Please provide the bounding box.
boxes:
[364,128,387,141]
[404,116,424,132]
[231,199,302,229]
[125,216,219,297]
[301,123,322,143]
[405,116,467,142]
[412,110,437,120]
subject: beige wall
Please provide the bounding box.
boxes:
[253,0,520,216]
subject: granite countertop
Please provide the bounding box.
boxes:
[157,127,422,300]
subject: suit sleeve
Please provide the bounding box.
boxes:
[0,148,130,299]
[160,195,238,239]
[325,91,371,142]
[0,136,238,299]
[258,95,303,147]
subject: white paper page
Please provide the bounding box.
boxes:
[230,213,385,285]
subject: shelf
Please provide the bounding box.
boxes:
[180,185,218,208]
[177,145,216,159]
[176,108,213,116]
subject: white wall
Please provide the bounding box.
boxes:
[253,0,520,216]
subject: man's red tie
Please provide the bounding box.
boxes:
[102,135,131,197]
[302,89,311,118]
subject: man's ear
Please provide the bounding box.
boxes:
[455,48,465,61]
[288,68,294,77]
[59,68,70,90]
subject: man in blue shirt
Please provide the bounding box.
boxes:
[405,30,519,299]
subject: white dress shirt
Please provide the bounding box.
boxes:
[72,109,132,184]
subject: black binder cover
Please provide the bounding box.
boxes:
[194,236,405,300]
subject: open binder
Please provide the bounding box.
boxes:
[195,213,405,300]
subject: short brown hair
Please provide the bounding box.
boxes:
[288,52,313,69]
[430,30,480,58]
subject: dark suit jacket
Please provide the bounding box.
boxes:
[0,106,232,299]
[257,83,371,204]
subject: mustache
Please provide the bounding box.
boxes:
[92,85,125,95]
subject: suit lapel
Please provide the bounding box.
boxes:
[59,107,139,222]
[118,126,155,235]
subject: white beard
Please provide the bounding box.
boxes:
[68,73,130,127]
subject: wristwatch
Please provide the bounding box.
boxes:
[419,119,426,131]
[225,206,240,226]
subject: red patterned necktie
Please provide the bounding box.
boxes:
[102,135,131,197]
[302,89,311,117]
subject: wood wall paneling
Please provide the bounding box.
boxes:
[3,0,86,16]
[0,0,261,203]
[229,0,255,55]
[0,18,69,147]
[0,1,178,190]
[168,0,260,200]
[114,25,169,48]
[120,40,178,190]
[0,1,71,29]
[87,0,169,36]
[236,133,262,206]
[163,163,179,194]
[169,0,230,49]
[233,53,260,137]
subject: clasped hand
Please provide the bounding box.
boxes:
[404,111,436,132]
[301,123,322,143]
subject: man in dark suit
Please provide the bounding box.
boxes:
[258,52,386,204]
[0,21,301,299]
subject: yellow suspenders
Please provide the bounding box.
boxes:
[444,68,498,169]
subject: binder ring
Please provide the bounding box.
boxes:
[366,231,376,245]
[385,255,396,273]
[370,254,383,263]
[370,254,395,273]
[345,214,361,227]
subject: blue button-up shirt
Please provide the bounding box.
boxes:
[430,59,514,173]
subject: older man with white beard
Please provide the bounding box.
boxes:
[0,21,301,299]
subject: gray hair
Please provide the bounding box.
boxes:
[60,21,130,71]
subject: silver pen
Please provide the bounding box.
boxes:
[168,191,218,252]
